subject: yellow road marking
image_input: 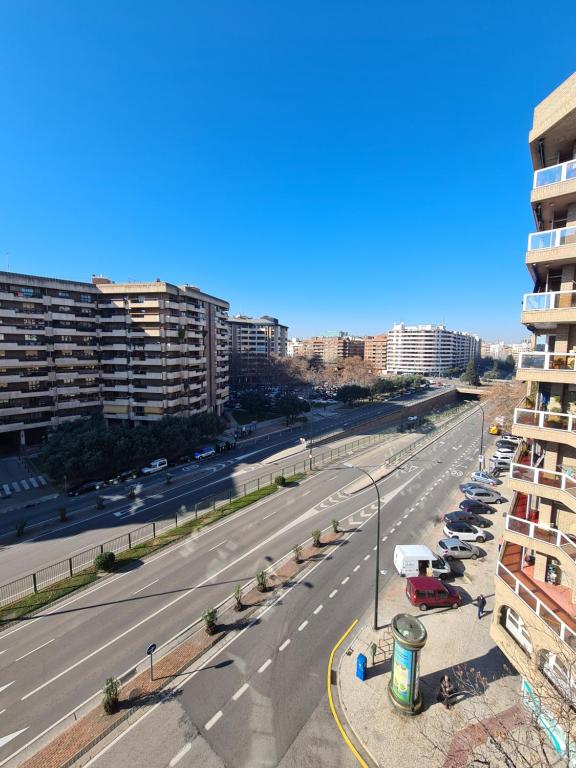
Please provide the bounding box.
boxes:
[327,619,369,768]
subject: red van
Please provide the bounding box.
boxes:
[406,576,461,611]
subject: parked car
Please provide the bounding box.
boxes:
[500,433,521,444]
[459,499,496,515]
[490,462,510,477]
[393,544,451,579]
[491,450,514,463]
[471,470,501,486]
[141,458,168,475]
[193,446,216,460]
[493,444,515,455]
[464,487,506,504]
[459,482,491,493]
[67,479,107,496]
[496,440,517,451]
[444,520,487,543]
[437,538,480,561]
[444,511,493,528]
[108,469,139,485]
[405,576,461,611]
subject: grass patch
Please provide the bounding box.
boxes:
[0,570,98,622]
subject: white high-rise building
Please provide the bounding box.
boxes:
[386,323,480,376]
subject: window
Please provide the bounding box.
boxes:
[25,334,38,342]
[500,606,532,653]
[28,381,40,391]
[58,290,69,298]
[61,335,72,342]
[80,294,92,304]
[59,305,71,313]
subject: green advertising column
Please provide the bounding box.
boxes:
[388,613,427,716]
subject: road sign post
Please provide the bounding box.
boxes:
[147,642,157,681]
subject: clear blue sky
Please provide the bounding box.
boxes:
[1,1,574,342]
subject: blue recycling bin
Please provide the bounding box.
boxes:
[356,653,367,681]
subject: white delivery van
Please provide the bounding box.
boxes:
[141,458,168,475]
[393,544,451,579]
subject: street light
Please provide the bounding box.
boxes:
[475,403,486,470]
[343,462,381,630]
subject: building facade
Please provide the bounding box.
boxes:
[386,323,480,376]
[492,73,576,741]
[363,334,388,375]
[294,332,365,364]
[227,315,288,385]
[0,271,229,448]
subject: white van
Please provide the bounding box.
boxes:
[393,544,451,579]
[141,458,168,475]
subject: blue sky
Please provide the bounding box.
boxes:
[0,1,574,342]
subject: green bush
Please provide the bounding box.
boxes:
[311,529,322,547]
[275,475,287,487]
[331,518,339,533]
[94,551,116,572]
[233,584,242,612]
[293,544,302,563]
[256,570,268,592]
[102,677,120,715]
[203,606,218,634]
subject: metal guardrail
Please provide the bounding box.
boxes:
[0,400,473,610]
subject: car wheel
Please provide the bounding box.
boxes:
[471,553,478,560]
[477,536,485,543]
[419,604,428,611]
[451,602,459,609]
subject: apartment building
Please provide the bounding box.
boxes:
[363,334,388,375]
[228,315,288,385]
[492,73,576,744]
[0,271,229,449]
[295,332,365,364]
[386,323,480,376]
[481,339,531,363]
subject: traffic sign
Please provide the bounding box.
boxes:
[147,643,157,656]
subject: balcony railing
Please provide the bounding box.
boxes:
[496,561,576,648]
[534,158,576,189]
[514,407,576,434]
[518,351,576,371]
[509,462,576,494]
[522,289,576,312]
[505,515,576,562]
[528,225,576,251]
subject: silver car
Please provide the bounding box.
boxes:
[437,538,480,561]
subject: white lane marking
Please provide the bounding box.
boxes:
[302,490,312,496]
[382,536,388,542]
[14,639,55,662]
[207,540,227,552]
[258,658,272,674]
[279,639,291,651]
[353,565,360,572]
[363,555,370,561]
[0,710,5,716]
[389,528,396,533]
[313,604,323,615]
[232,683,249,701]
[298,621,308,632]
[373,545,377,551]
[341,577,349,585]
[0,683,14,695]
[397,520,402,526]
[132,579,160,596]
[169,743,192,766]
[329,589,338,599]
[0,650,8,656]
[403,513,409,519]
[204,711,222,731]
[0,730,27,749]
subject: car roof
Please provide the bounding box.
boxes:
[441,538,470,547]
[407,576,446,588]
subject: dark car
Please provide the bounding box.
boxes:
[108,469,139,484]
[444,511,492,528]
[458,499,496,515]
[67,479,106,496]
[459,482,490,493]
[496,439,518,451]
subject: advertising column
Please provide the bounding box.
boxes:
[388,613,427,715]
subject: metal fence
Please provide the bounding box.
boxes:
[0,400,475,610]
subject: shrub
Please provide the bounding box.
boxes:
[256,569,268,592]
[203,606,218,634]
[94,551,116,572]
[15,520,26,537]
[293,544,302,563]
[59,507,67,522]
[311,529,322,547]
[102,677,120,715]
[233,584,242,612]
[275,475,287,487]
[331,518,339,533]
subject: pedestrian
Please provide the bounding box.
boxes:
[437,674,454,709]
[477,593,487,619]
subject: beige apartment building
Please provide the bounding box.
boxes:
[492,73,576,744]
[386,323,480,376]
[227,315,288,385]
[295,332,365,364]
[0,271,229,449]
[363,333,388,375]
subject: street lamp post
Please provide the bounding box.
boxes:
[476,404,485,470]
[344,463,381,630]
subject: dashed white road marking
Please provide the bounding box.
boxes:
[389,528,396,534]
[14,638,55,662]
[204,711,223,731]
[313,604,323,615]
[258,659,272,674]
[341,576,350,585]
[373,545,377,551]
[403,513,409,519]
[382,536,388,542]
[353,565,360,572]
[169,743,192,766]
[329,589,338,599]
[132,579,159,596]
[0,682,15,695]
[298,621,308,632]
[232,683,249,701]
[279,639,291,651]
[364,554,370,561]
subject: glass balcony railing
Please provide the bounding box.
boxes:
[518,351,576,371]
[514,407,576,433]
[528,225,576,251]
[509,462,576,494]
[505,514,576,562]
[523,290,576,312]
[534,158,576,189]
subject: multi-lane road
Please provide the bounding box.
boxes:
[0,402,488,767]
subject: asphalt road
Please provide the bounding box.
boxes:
[0,389,453,584]
[0,403,486,767]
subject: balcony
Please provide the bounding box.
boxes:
[509,462,576,513]
[522,289,576,326]
[513,407,576,448]
[532,158,576,198]
[505,514,576,565]
[517,351,576,383]
[527,225,576,271]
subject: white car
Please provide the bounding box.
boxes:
[443,521,486,543]
[464,487,506,504]
[491,450,514,462]
[141,458,168,475]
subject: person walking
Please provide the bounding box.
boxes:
[477,593,487,619]
[438,674,454,709]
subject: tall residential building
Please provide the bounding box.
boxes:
[295,333,365,364]
[493,73,576,741]
[287,337,303,357]
[386,323,480,376]
[227,315,288,385]
[363,334,388,375]
[0,271,229,449]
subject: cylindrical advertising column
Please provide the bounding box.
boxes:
[388,613,427,715]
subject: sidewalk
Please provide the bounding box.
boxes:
[337,479,526,768]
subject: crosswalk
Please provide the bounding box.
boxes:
[1,476,47,496]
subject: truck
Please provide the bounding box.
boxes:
[393,544,451,579]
